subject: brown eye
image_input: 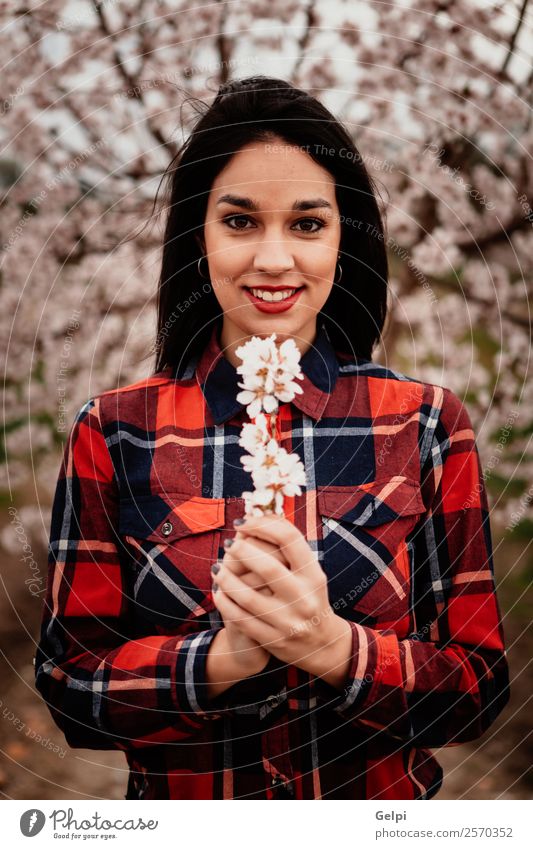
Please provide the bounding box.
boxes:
[223,215,325,233]
[223,215,253,230]
[294,218,325,232]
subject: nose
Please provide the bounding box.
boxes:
[253,237,296,276]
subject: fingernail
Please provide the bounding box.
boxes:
[223,537,234,549]
[212,582,218,592]
[233,518,245,526]
[211,562,220,574]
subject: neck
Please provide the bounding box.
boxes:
[219,319,318,369]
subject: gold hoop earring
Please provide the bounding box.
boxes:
[334,261,343,284]
[197,255,210,279]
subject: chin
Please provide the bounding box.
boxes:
[246,322,298,337]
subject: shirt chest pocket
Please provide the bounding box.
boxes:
[317,477,425,626]
[118,492,225,630]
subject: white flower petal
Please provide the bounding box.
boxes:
[236,331,307,516]
[236,388,256,403]
[263,394,279,413]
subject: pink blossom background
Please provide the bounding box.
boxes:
[0,0,531,800]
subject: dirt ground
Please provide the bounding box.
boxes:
[1,528,531,801]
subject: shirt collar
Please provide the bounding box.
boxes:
[179,320,340,425]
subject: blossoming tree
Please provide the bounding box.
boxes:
[0,0,531,546]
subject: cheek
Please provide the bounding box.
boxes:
[207,240,249,282]
[304,230,340,271]
[312,282,335,313]
[302,249,336,296]
[212,282,240,315]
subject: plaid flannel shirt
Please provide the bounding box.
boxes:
[34,321,509,799]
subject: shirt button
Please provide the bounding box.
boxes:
[271,775,294,797]
[161,521,173,536]
[266,694,280,709]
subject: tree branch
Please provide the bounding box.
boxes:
[456,214,533,254]
[291,0,318,81]
[500,0,530,76]
[91,0,177,160]
[216,0,232,84]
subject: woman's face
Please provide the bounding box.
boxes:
[199,137,342,364]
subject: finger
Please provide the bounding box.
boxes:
[220,542,273,595]
[222,533,255,578]
[234,515,319,580]
[214,589,282,648]
[221,565,273,596]
[212,579,254,627]
[239,570,273,596]
[223,532,289,573]
[215,561,285,620]
[244,533,290,567]
[227,536,298,601]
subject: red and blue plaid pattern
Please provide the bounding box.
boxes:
[34,321,509,799]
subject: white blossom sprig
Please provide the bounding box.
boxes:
[235,334,307,517]
[235,333,304,419]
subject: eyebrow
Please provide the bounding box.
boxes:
[215,194,333,212]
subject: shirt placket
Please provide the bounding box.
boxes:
[261,709,295,798]
[260,664,300,798]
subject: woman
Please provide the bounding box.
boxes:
[34,76,509,800]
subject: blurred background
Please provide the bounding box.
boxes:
[0,0,531,799]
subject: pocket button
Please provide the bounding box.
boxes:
[271,775,294,797]
[161,521,173,536]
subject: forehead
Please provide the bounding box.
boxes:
[209,141,337,202]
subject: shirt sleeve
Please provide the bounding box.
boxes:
[34,397,239,752]
[314,387,510,747]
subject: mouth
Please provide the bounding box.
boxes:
[243,285,305,313]
[243,285,305,302]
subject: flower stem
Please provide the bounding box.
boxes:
[270,411,278,442]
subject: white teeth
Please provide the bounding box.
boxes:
[250,288,299,302]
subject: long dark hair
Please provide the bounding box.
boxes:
[153,75,388,374]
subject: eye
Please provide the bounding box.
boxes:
[293,217,325,233]
[222,215,326,233]
[223,214,254,230]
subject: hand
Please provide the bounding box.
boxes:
[222,530,291,595]
[216,617,270,676]
[210,531,288,673]
[213,514,348,673]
